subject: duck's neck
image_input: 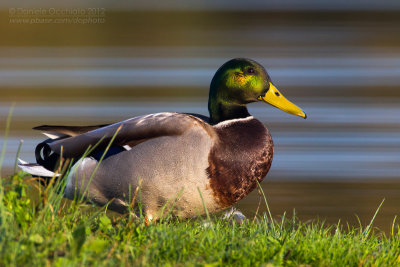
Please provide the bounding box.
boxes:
[208,99,250,124]
[208,76,251,124]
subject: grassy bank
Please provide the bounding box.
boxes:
[0,172,399,266]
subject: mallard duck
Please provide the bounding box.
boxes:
[19,58,306,220]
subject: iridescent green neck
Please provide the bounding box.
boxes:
[208,83,250,124]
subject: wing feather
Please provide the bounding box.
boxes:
[39,112,213,159]
[34,124,109,137]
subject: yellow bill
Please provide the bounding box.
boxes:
[258,83,307,119]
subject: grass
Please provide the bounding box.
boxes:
[1,171,400,266]
[2,107,400,266]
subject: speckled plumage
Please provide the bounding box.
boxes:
[208,117,273,207]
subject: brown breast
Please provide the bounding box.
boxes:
[207,117,274,208]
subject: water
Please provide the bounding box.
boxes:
[1,99,400,180]
[1,9,400,232]
[1,55,400,87]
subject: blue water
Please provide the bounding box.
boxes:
[1,47,399,180]
[1,52,400,87]
[1,98,399,180]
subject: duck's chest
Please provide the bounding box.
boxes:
[207,117,274,207]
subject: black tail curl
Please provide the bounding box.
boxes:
[35,140,61,172]
[35,138,126,173]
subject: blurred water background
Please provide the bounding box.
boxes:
[0,1,400,232]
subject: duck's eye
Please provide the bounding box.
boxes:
[247,68,255,74]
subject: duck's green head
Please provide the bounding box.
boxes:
[208,58,306,123]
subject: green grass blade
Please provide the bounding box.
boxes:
[256,179,275,232]
[13,140,23,174]
[0,103,15,176]
[197,187,210,222]
[363,198,385,238]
